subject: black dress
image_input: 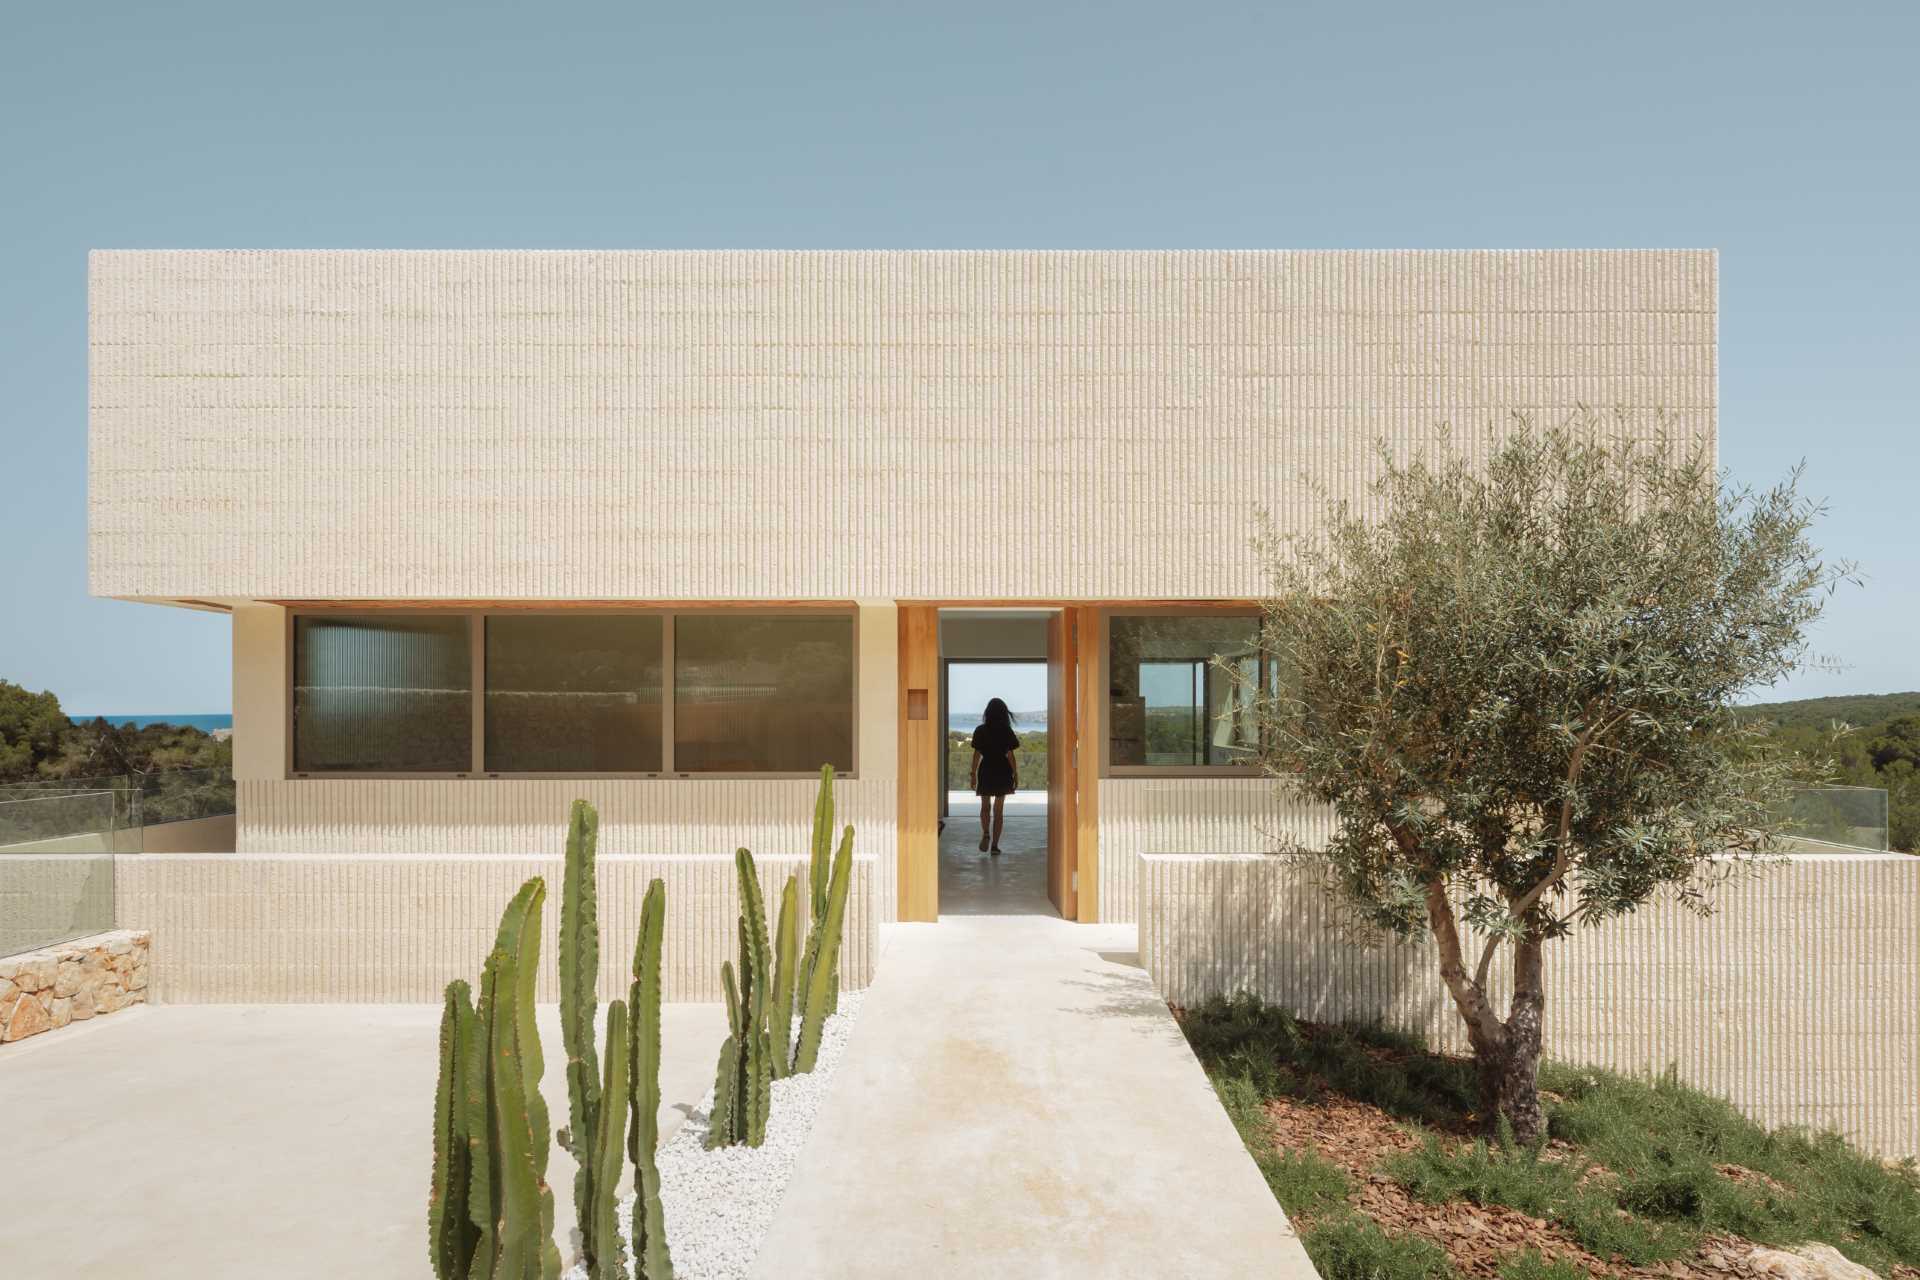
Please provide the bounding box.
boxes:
[971,722,1020,797]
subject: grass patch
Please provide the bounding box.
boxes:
[1304,1215,1457,1280]
[1496,1249,1586,1280]
[1179,994,1920,1276]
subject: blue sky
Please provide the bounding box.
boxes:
[2,1,1914,713]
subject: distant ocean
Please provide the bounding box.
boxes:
[947,711,1047,734]
[71,713,234,732]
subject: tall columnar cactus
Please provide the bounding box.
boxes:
[627,879,673,1280]
[430,980,480,1279]
[797,765,836,1014]
[590,1001,631,1280]
[706,848,774,1147]
[768,874,800,1079]
[429,877,564,1280]
[793,824,854,1074]
[555,801,606,1273]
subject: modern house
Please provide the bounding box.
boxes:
[87,249,1718,951]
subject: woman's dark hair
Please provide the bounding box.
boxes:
[982,697,1013,731]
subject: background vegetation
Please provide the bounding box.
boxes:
[0,678,234,830]
[1738,691,1920,853]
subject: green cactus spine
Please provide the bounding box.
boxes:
[480,877,563,1280]
[556,800,604,1273]
[705,966,739,1150]
[627,879,673,1279]
[796,766,835,1015]
[589,1001,630,1280]
[430,979,480,1280]
[706,848,774,1147]
[793,825,853,1074]
[768,875,799,1080]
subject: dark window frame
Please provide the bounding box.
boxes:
[1098,607,1267,779]
[286,606,860,780]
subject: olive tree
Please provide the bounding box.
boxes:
[1248,420,1849,1144]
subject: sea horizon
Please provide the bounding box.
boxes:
[68,713,235,732]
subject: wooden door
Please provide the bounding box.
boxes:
[1046,611,1079,918]
[897,605,940,921]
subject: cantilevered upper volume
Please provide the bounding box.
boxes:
[87,249,1715,604]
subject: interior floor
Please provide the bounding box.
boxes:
[937,811,1052,916]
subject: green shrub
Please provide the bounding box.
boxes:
[1495,1249,1586,1280]
[1303,1215,1456,1280]
[1558,1191,1698,1265]
[1386,1135,1582,1218]
[1256,1149,1352,1216]
[1181,994,1474,1129]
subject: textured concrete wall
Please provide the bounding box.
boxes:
[116,853,876,1004]
[1138,853,1920,1158]
[90,250,1715,601]
[1098,779,1330,922]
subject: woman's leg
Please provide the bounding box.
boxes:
[979,796,992,851]
[990,793,1007,851]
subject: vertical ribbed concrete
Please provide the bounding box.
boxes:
[115,853,875,1004]
[89,250,1716,602]
[1138,853,1920,1159]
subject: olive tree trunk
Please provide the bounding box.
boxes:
[1427,881,1549,1146]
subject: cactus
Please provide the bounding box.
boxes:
[793,824,853,1074]
[706,849,774,1147]
[768,875,799,1079]
[590,1001,631,1280]
[486,878,565,1279]
[796,766,835,1015]
[627,879,673,1279]
[555,800,604,1273]
[430,980,480,1279]
[427,878,562,1280]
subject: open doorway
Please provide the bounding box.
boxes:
[897,605,1096,923]
[940,658,1050,915]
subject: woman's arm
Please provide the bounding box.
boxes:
[969,748,981,790]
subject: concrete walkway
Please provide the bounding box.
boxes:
[755,917,1317,1279]
[0,1001,729,1279]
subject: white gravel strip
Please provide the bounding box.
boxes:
[566,990,866,1280]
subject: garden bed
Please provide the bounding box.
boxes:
[568,990,865,1280]
[1178,995,1920,1280]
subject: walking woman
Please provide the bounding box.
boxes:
[968,697,1020,854]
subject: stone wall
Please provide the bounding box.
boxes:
[1138,853,1920,1159]
[0,930,149,1044]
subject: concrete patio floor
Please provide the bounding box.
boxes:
[755,917,1317,1279]
[0,1000,729,1279]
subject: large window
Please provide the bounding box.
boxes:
[1106,613,1264,772]
[293,614,473,773]
[674,615,855,773]
[289,609,854,777]
[485,615,663,773]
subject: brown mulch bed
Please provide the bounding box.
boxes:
[1258,1094,1884,1280]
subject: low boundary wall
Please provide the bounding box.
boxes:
[1139,852,1920,1159]
[116,853,876,1005]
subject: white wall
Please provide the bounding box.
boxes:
[90,250,1716,602]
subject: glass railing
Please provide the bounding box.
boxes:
[0,767,235,834]
[0,790,118,956]
[1778,785,1890,853]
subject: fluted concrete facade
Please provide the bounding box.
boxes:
[1138,853,1920,1158]
[91,248,1716,926]
[116,853,877,1004]
[89,249,1715,602]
